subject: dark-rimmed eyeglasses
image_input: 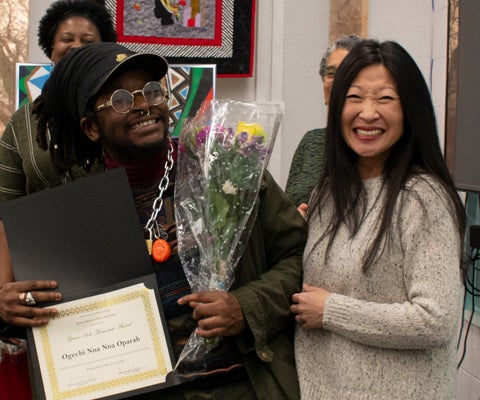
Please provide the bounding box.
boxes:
[95,81,168,114]
[323,66,337,82]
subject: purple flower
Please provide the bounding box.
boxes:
[251,135,265,144]
[216,127,235,149]
[239,142,260,156]
[237,131,249,144]
[258,147,270,161]
[196,127,209,147]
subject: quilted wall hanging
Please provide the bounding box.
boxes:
[105,0,256,77]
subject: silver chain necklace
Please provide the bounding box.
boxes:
[145,137,174,261]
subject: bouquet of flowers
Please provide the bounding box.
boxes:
[174,99,282,372]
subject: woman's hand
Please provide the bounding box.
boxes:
[291,284,330,329]
[297,203,308,219]
[0,280,62,327]
[178,291,245,338]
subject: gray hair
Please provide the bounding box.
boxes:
[319,34,362,78]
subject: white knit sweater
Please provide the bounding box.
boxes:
[295,175,462,400]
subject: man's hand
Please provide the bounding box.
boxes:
[178,291,246,338]
[0,280,61,327]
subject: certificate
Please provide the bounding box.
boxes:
[33,283,173,400]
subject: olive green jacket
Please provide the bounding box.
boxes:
[231,170,306,400]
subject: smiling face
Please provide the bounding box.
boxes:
[50,16,102,64]
[82,68,170,162]
[341,64,404,178]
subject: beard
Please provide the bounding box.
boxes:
[97,124,169,162]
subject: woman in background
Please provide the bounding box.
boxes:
[0,0,117,203]
[285,34,361,213]
[292,39,465,399]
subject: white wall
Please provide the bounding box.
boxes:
[369,0,448,153]
[28,0,53,60]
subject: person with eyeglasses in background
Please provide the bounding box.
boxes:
[1,42,306,399]
[285,35,361,217]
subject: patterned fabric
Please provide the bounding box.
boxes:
[106,0,254,76]
[285,128,326,206]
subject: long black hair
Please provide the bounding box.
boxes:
[311,39,466,271]
[34,89,102,174]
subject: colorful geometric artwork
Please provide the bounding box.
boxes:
[16,63,216,137]
[168,64,216,136]
[16,63,53,109]
[105,0,255,77]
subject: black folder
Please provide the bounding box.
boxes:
[0,168,153,299]
[0,168,178,399]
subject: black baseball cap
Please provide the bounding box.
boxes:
[43,42,169,124]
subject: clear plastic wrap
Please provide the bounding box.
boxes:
[174,99,282,374]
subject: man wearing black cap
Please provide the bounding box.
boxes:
[3,43,305,399]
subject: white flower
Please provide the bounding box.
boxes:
[222,180,237,195]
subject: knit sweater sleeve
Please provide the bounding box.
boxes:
[0,106,28,203]
[285,129,326,206]
[322,177,462,349]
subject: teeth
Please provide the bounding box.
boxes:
[356,128,382,136]
[132,119,155,131]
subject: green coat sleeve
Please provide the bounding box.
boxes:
[231,171,306,399]
[232,171,305,347]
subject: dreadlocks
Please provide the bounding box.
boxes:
[34,91,102,174]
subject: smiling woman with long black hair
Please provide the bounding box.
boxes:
[291,39,466,400]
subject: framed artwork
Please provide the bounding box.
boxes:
[16,63,53,111]
[105,0,255,77]
[16,63,216,137]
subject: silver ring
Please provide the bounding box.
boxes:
[25,291,36,306]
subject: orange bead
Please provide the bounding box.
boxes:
[152,239,171,263]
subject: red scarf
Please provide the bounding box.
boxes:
[104,140,177,189]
